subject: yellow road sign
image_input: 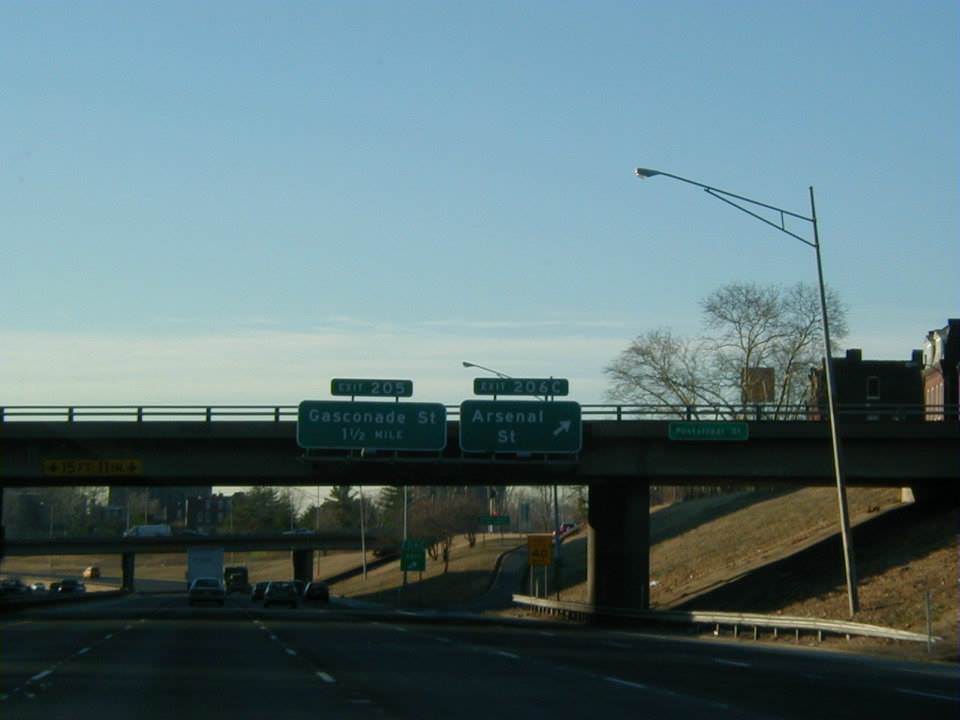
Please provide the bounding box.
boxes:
[43,459,143,477]
[527,534,554,566]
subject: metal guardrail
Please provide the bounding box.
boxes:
[512,594,941,645]
[0,403,952,423]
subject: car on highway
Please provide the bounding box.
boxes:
[82,565,101,580]
[0,577,30,599]
[303,581,330,604]
[250,581,268,602]
[56,579,86,594]
[188,577,226,607]
[29,582,48,593]
[262,581,298,609]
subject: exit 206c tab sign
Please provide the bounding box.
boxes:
[297,400,446,451]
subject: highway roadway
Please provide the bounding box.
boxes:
[2,593,957,719]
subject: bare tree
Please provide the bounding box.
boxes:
[606,281,847,417]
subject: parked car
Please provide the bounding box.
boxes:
[56,579,86,594]
[263,581,298,609]
[48,581,62,593]
[82,565,101,580]
[123,524,172,538]
[303,581,330,604]
[291,579,306,597]
[29,582,48,593]
[188,577,225,607]
[250,581,269,602]
[0,577,29,598]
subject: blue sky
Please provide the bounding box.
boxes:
[3,0,957,408]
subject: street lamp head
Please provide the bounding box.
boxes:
[461,361,475,369]
[634,167,661,179]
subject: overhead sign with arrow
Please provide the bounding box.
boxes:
[458,400,582,453]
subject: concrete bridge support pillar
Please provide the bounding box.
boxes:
[587,480,650,610]
[121,552,136,592]
[292,549,313,584]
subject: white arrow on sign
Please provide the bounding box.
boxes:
[553,420,571,436]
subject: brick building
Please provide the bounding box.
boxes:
[808,348,923,421]
[922,318,960,421]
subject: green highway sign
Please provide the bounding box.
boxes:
[400,539,426,572]
[297,401,447,450]
[472,377,570,397]
[330,378,413,397]
[668,421,749,441]
[479,515,510,527]
[459,400,582,453]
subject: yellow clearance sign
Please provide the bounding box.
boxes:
[43,459,143,477]
[527,534,554,566]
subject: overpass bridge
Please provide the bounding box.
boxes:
[2,532,386,591]
[2,404,957,609]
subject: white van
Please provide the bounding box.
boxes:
[123,524,172,538]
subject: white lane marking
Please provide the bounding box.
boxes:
[607,676,648,690]
[105,634,113,640]
[30,671,53,683]
[316,672,336,683]
[77,647,91,655]
[398,610,419,616]
[268,634,278,641]
[538,631,556,637]
[602,641,632,649]
[495,651,520,659]
[124,625,133,630]
[393,626,408,632]
[896,688,959,703]
[715,659,751,668]
[285,649,297,656]
[25,692,36,700]
[350,699,373,705]
[434,637,452,643]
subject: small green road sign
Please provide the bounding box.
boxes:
[478,515,510,527]
[400,539,426,572]
[668,421,749,441]
[297,401,446,450]
[459,400,582,453]
[330,378,413,397]
[472,378,570,397]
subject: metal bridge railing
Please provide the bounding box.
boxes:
[0,403,953,423]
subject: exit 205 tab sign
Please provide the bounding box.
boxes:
[297,400,447,451]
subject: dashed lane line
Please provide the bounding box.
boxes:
[105,634,113,640]
[29,671,53,683]
[285,649,297,656]
[607,676,648,690]
[895,688,959,703]
[495,651,520,659]
[316,672,336,683]
[715,659,751,668]
[77,647,91,656]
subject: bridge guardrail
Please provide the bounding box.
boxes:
[511,594,941,646]
[0,403,954,423]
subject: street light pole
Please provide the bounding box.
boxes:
[462,360,564,593]
[634,168,859,616]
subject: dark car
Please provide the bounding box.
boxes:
[303,581,330,604]
[263,581,298,609]
[188,577,225,607]
[291,580,306,597]
[250,581,268,602]
[56,579,86,594]
[0,578,30,599]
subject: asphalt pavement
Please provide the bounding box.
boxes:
[1,592,957,719]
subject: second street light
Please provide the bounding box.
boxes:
[462,360,564,600]
[633,167,859,617]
